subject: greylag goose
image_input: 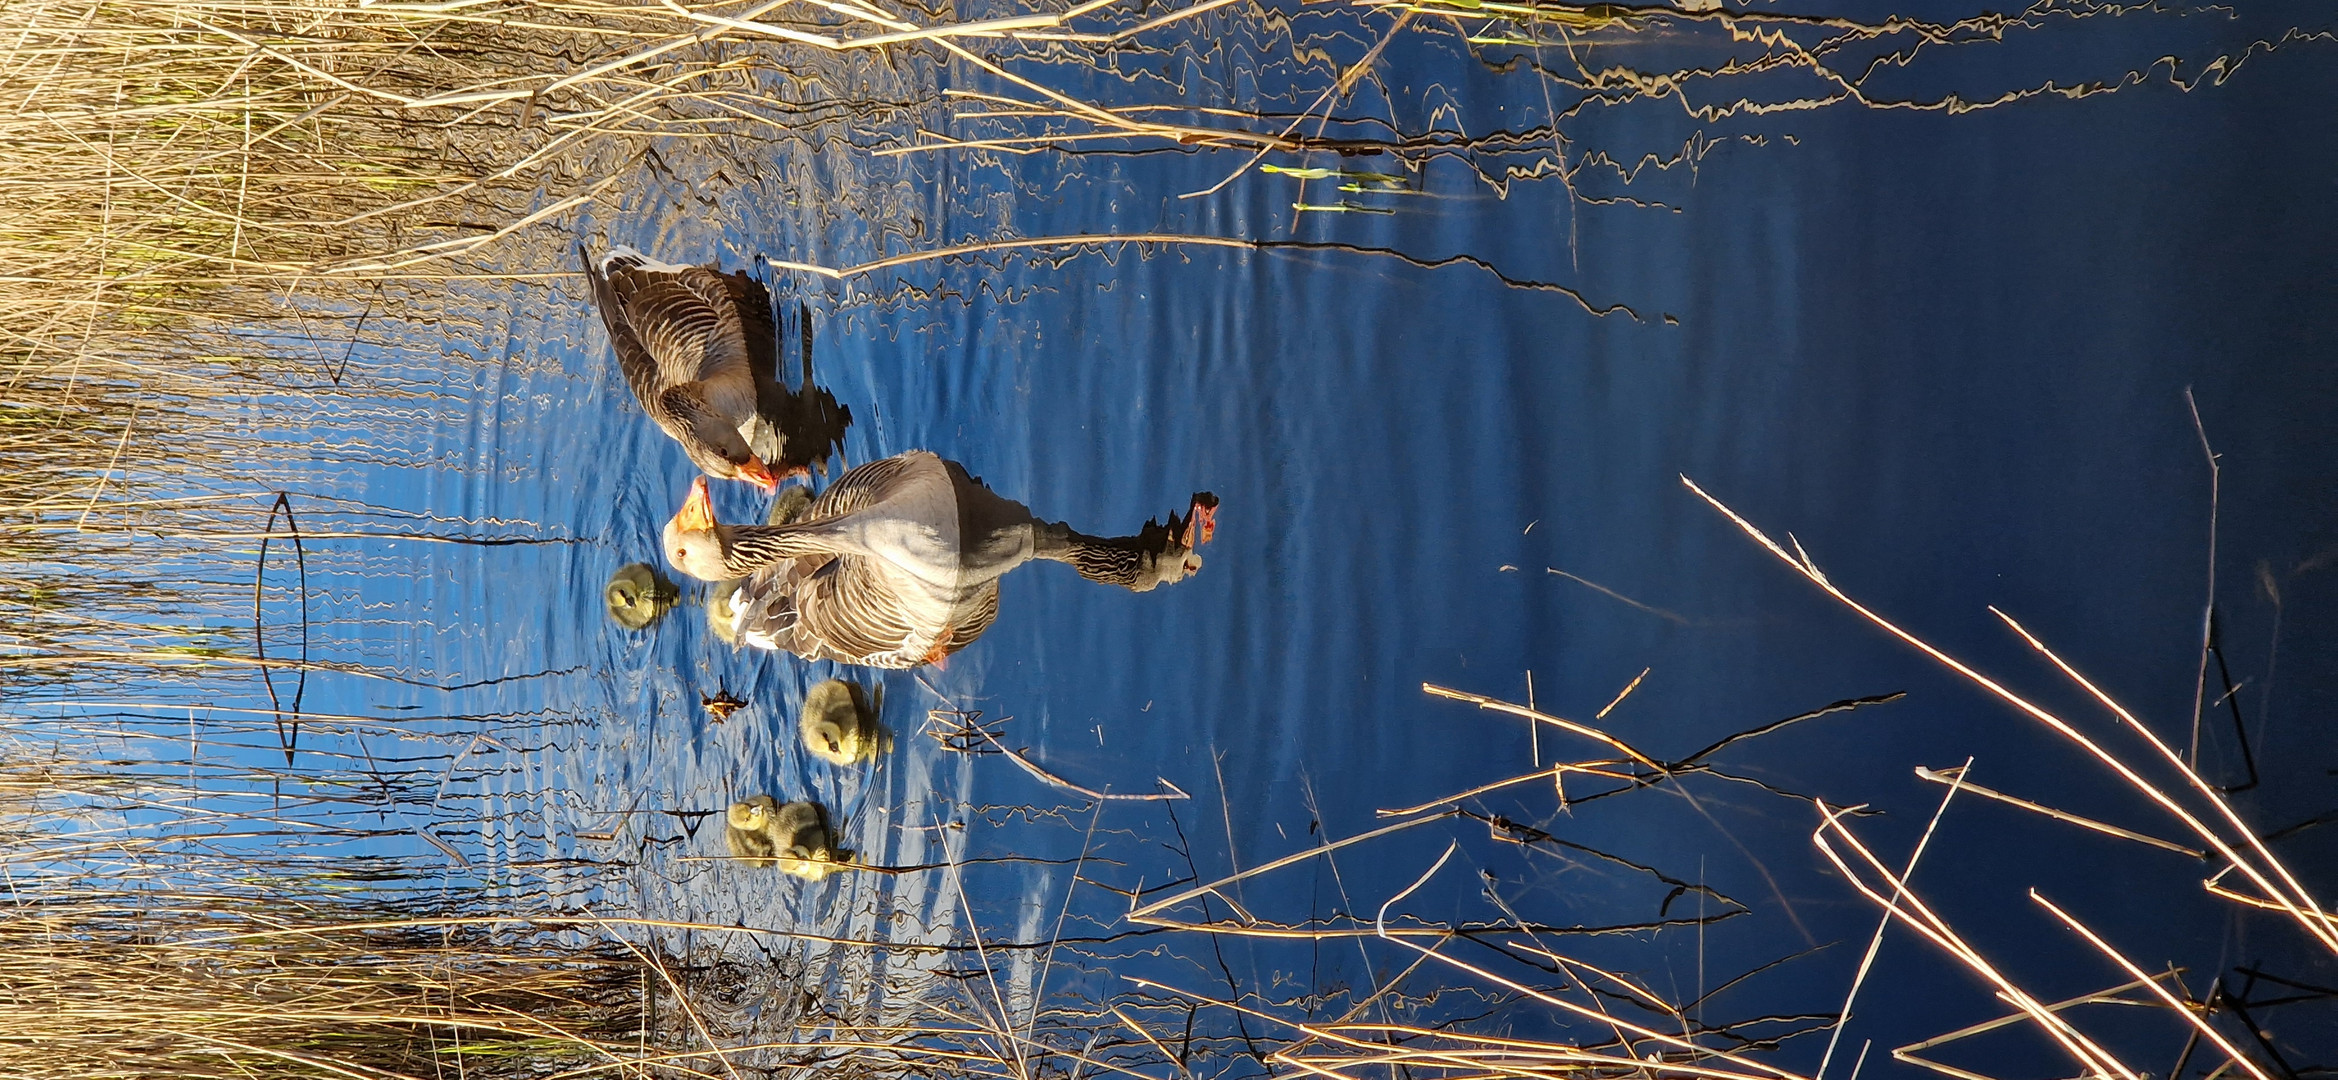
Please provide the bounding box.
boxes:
[661,450,1217,669]
[724,795,852,879]
[580,246,852,488]
[800,679,887,765]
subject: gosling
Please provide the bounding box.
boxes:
[724,795,853,880]
[605,563,680,629]
[799,679,889,766]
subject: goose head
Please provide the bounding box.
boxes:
[683,432,780,494]
[662,477,738,582]
[666,392,780,492]
[697,447,780,494]
[723,796,781,867]
[726,795,776,832]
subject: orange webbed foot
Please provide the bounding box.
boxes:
[921,629,953,670]
[1183,493,1219,548]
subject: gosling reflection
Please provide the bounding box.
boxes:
[662,450,1218,669]
[604,563,679,629]
[582,246,851,490]
[724,795,852,879]
[800,679,889,765]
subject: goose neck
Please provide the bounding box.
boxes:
[719,521,835,575]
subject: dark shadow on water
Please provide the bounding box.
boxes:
[761,297,854,479]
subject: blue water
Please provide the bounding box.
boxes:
[93,0,2338,1070]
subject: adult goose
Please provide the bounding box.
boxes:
[581,246,851,489]
[662,451,1218,669]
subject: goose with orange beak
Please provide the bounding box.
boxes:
[582,245,822,492]
[662,451,1218,669]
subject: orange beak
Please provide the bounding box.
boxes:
[675,476,719,534]
[735,457,780,493]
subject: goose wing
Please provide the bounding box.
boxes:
[581,246,664,404]
[711,270,790,462]
[792,556,932,667]
[774,557,996,669]
[728,553,906,666]
[729,556,824,657]
[798,453,928,519]
[594,257,752,390]
[715,269,779,387]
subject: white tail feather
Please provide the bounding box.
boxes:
[595,244,694,275]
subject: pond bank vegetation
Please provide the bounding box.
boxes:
[2,0,2330,1077]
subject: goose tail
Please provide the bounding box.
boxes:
[593,244,694,276]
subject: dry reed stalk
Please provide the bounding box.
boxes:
[1107,696,1823,1080]
[1812,806,2144,1080]
[1912,764,2205,858]
[1128,973,1800,1080]
[2027,894,2274,1080]
[1681,474,2323,1080]
[1681,475,2335,954]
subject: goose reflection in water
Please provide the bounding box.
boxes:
[662,450,1217,669]
[582,245,851,490]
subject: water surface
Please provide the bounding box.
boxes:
[150,0,2338,1067]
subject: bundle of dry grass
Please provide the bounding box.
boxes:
[0,891,647,1080]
